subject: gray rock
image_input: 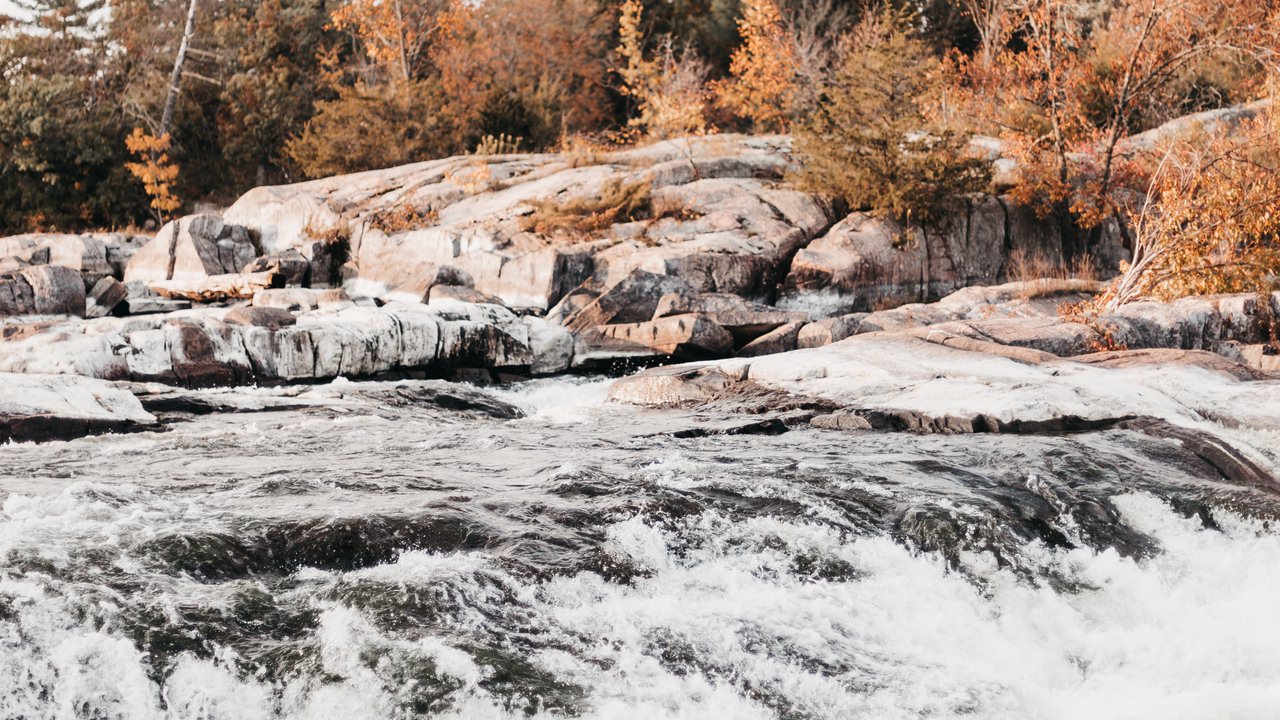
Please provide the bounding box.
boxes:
[125,214,259,286]
[565,269,693,332]
[0,372,156,442]
[0,266,86,317]
[86,277,128,318]
[253,287,354,312]
[428,284,505,305]
[738,321,806,357]
[225,306,297,330]
[243,248,310,286]
[654,291,808,344]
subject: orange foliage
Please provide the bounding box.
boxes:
[1101,112,1280,310]
[717,0,799,132]
[957,0,1279,228]
[328,0,442,81]
[432,0,612,145]
[124,128,181,218]
[615,0,711,139]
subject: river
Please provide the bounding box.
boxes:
[2,377,1278,719]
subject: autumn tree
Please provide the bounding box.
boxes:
[958,0,1280,240]
[616,0,713,139]
[124,128,181,219]
[285,0,456,176]
[214,0,338,187]
[793,7,990,231]
[716,0,799,131]
[1101,112,1280,309]
[432,0,612,150]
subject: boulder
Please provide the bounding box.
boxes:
[124,215,259,286]
[243,248,310,286]
[225,306,297,330]
[85,277,128,318]
[523,316,574,375]
[738,321,806,357]
[797,313,865,349]
[0,372,157,443]
[0,266,86,317]
[577,314,734,361]
[564,269,693,332]
[428,284,505,305]
[654,291,808,344]
[780,200,1121,316]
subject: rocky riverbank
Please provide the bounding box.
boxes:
[3,125,1278,444]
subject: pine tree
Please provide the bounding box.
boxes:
[793,8,989,231]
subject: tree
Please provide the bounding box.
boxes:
[957,0,1279,237]
[432,0,612,150]
[284,79,456,177]
[0,0,146,231]
[214,0,337,186]
[1102,113,1280,309]
[616,0,713,139]
[793,7,991,231]
[716,0,799,132]
[328,0,443,82]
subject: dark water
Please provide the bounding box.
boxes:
[2,377,1279,719]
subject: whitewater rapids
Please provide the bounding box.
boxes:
[1,377,1278,719]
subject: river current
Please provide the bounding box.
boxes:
[2,377,1279,719]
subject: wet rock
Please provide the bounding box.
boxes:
[654,291,807,344]
[523,316,575,375]
[85,277,128,318]
[334,382,524,419]
[0,372,156,442]
[125,214,259,286]
[738,321,805,357]
[578,314,733,361]
[243,248,310,286]
[564,270,693,332]
[809,411,872,431]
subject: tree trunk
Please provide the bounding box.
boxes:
[159,0,200,138]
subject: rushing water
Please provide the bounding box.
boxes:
[2,377,1279,719]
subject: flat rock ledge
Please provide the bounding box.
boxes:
[0,301,573,388]
[609,321,1280,446]
[0,373,157,443]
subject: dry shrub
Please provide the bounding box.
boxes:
[367,204,439,234]
[303,217,350,245]
[471,133,523,156]
[521,178,652,236]
[715,0,798,132]
[1005,247,1099,296]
